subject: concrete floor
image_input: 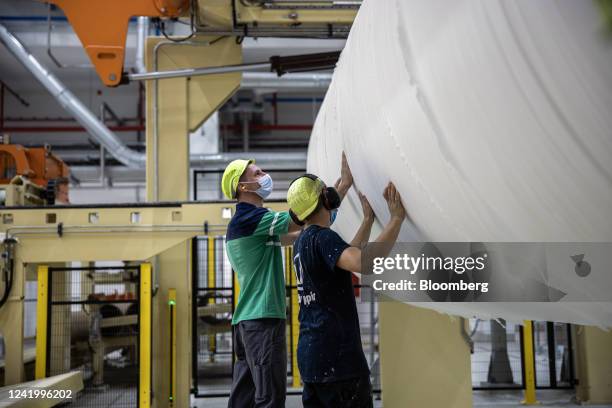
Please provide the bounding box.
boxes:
[192,389,612,407]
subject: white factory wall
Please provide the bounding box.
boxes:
[4,83,143,147]
[69,186,145,204]
[5,90,320,151]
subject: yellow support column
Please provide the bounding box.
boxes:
[379,301,472,408]
[35,265,49,380]
[0,258,26,385]
[208,236,216,361]
[287,247,301,388]
[575,325,612,404]
[521,320,539,405]
[145,35,242,408]
[140,263,152,408]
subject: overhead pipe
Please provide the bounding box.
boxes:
[130,61,272,81]
[3,126,145,133]
[57,153,307,186]
[0,22,146,168]
[135,17,149,75]
[130,50,340,82]
[54,151,307,167]
[241,72,332,90]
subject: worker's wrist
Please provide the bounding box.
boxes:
[337,178,352,192]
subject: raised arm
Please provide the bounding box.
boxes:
[334,151,353,200]
[350,191,375,248]
[373,183,405,247]
[337,182,406,273]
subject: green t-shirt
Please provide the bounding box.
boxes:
[225,202,290,324]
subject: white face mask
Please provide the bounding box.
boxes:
[254,174,273,199]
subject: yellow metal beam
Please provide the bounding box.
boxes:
[521,320,539,405]
[139,263,152,408]
[0,261,26,386]
[195,0,357,28]
[207,237,217,361]
[575,325,612,404]
[379,301,473,408]
[236,3,357,25]
[144,33,242,408]
[0,371,84,408]
[35,265,48,380]
[0,202,285,263]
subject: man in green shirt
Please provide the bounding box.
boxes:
[222,156,352,408]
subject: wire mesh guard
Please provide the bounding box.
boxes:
[470,319,574,390]
[47,266,142,407]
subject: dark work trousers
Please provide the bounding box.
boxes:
[227,318,287,408]
[302,376,373,408]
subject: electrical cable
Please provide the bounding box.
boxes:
[153,2,197,43]
[0,240,15,309]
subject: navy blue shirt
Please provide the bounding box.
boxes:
[293,225,370,383]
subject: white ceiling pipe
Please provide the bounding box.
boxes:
[134,17,149,75]
[241,72,332,90]
[0,22,146,168]
[55,151,307,168]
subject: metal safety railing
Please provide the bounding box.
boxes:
[35,263,152,408]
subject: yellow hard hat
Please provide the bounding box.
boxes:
[287,174,324,221]
[221,159,254,199]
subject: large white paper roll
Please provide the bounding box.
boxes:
[308,0,612,326]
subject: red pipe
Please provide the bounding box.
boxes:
[254,124,312,131]
[6,123,311,133]
[5,117,140,123]
[3,125,145,133]
[223,124,312,132]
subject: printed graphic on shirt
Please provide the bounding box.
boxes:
[292,225,370,382]
[293,253,317,306]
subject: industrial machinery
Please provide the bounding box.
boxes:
[45,0,360,86]
[1,0,611,407]
[0,0,358,403]
[0,142,70,206]
[0,1,360,406]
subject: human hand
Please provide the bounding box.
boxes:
[383,182,406,220]
[339,151,353,189]
[358,191,374,221]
